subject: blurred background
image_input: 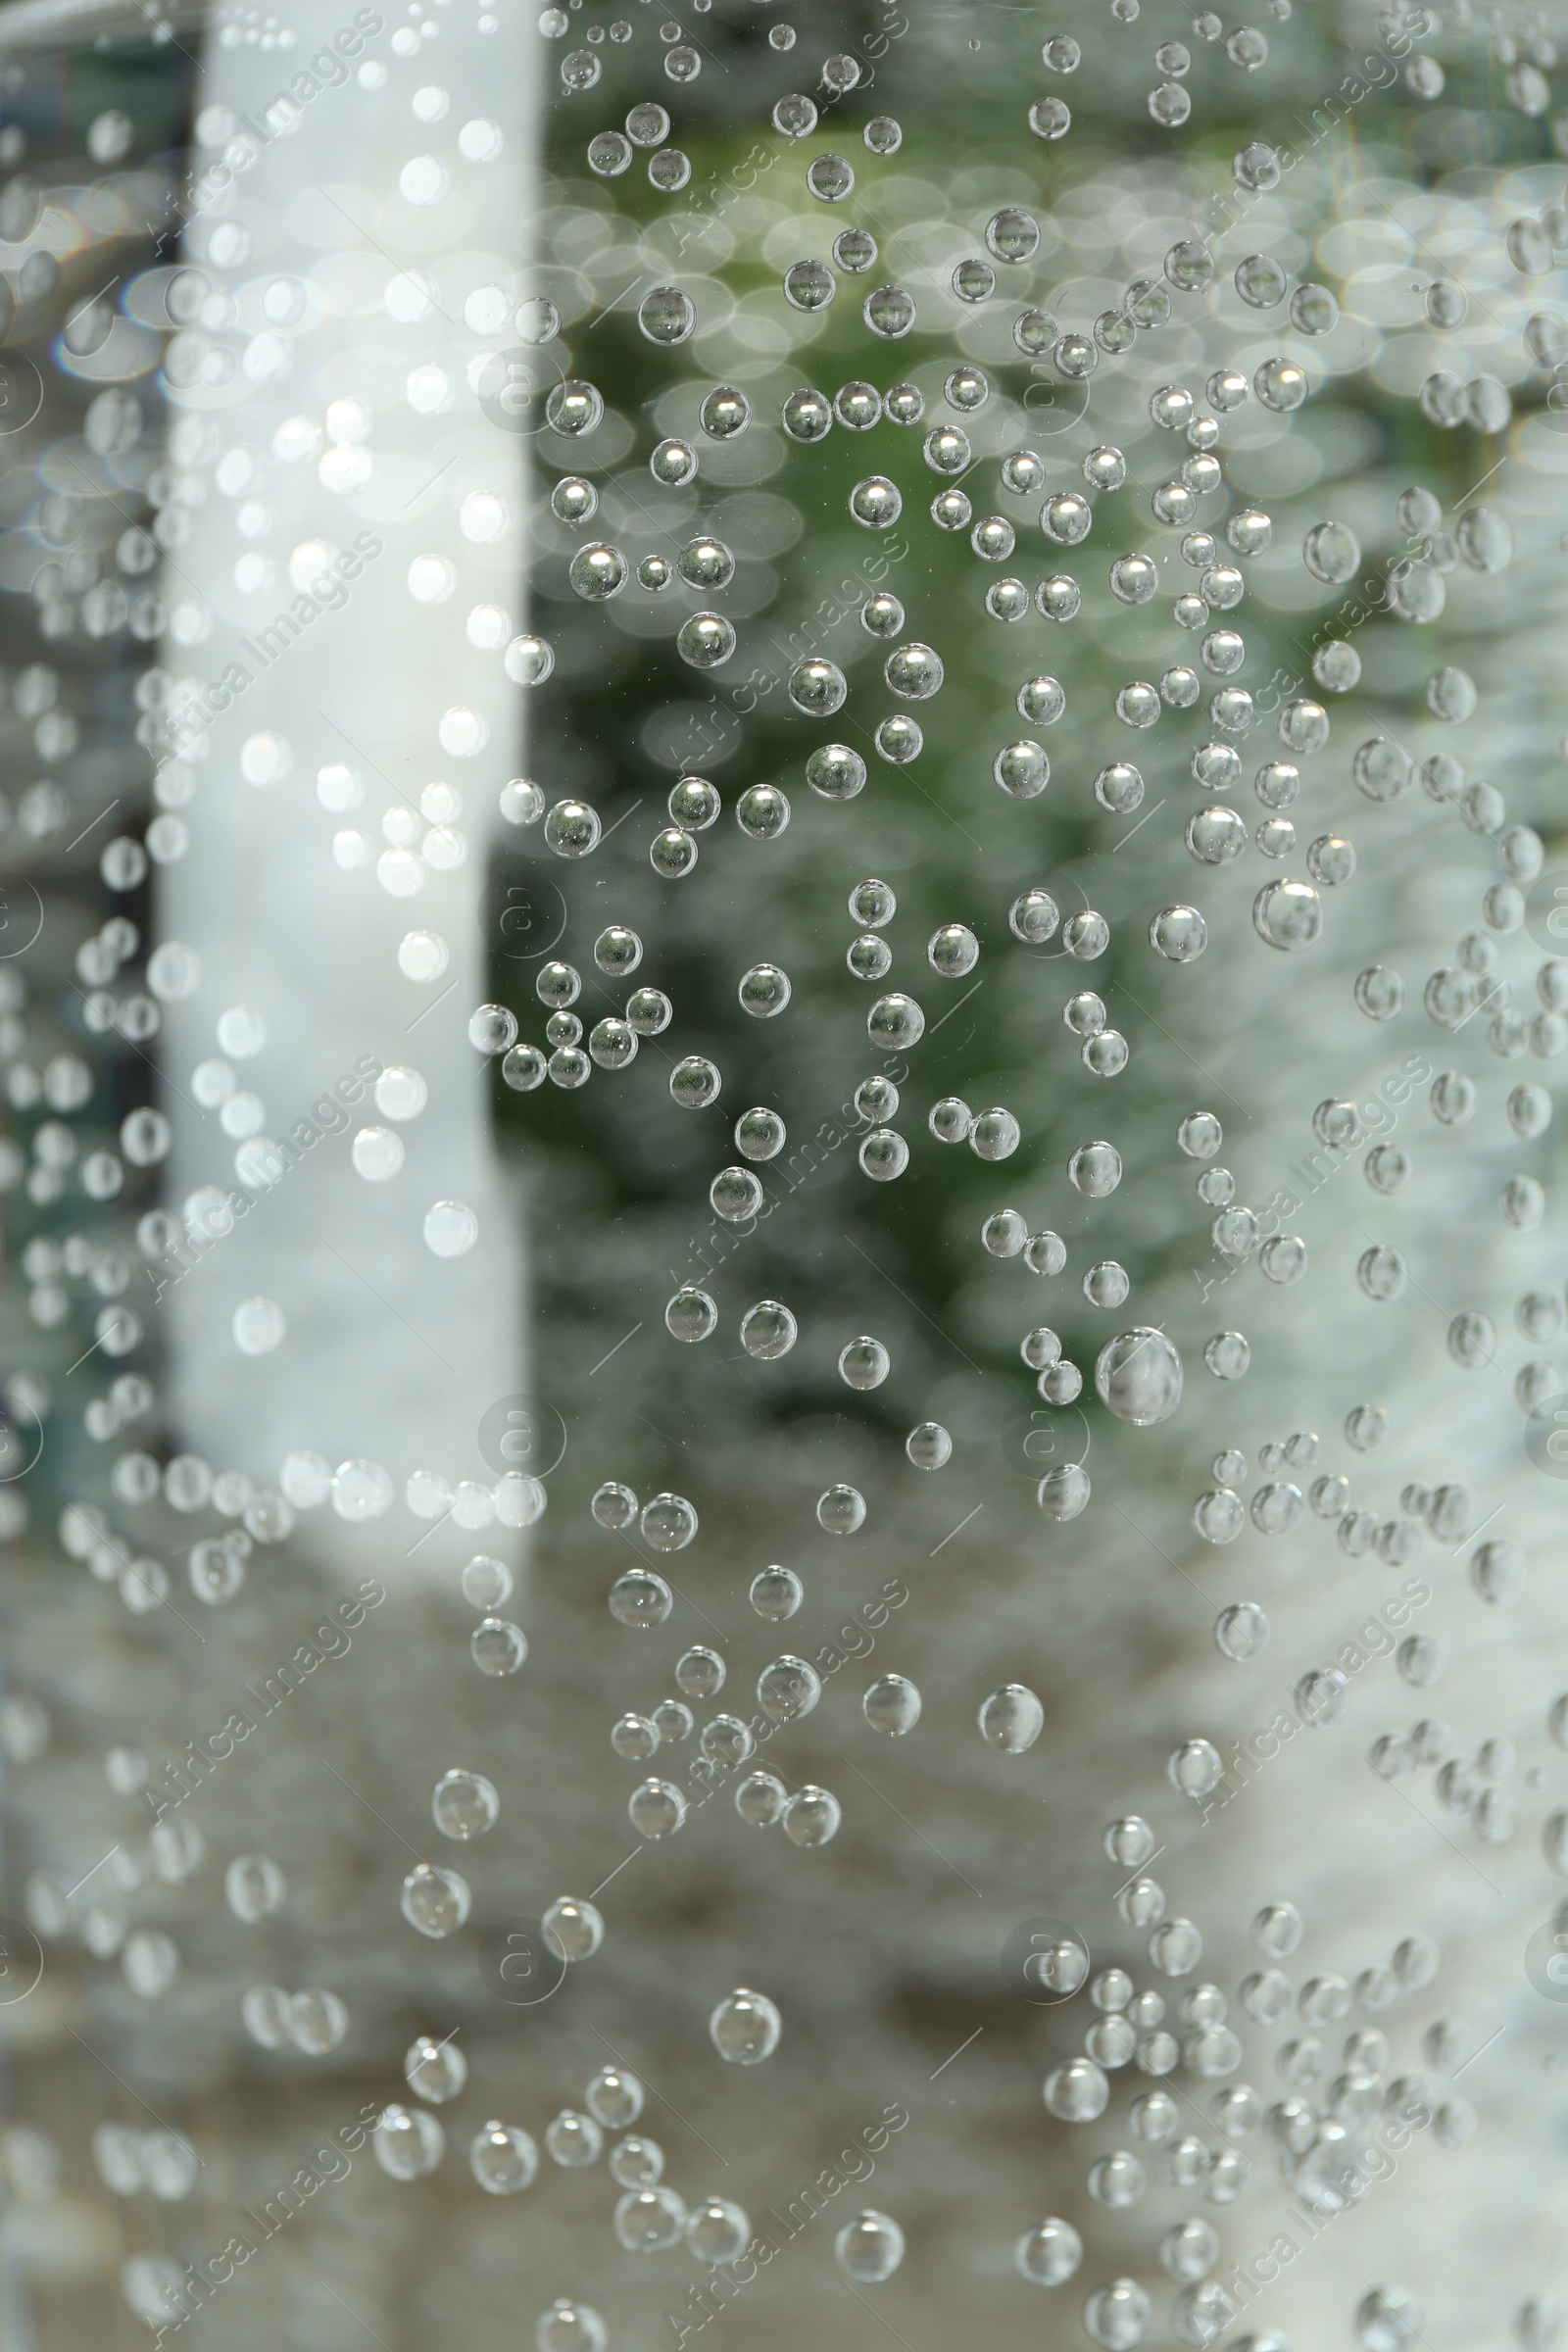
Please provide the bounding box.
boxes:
[2,1,1568,2346]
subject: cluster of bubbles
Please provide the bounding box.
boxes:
[481,7,1561,2327]
[1010,1826,1499,2343]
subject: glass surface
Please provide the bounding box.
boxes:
[0,4,1564,2347]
